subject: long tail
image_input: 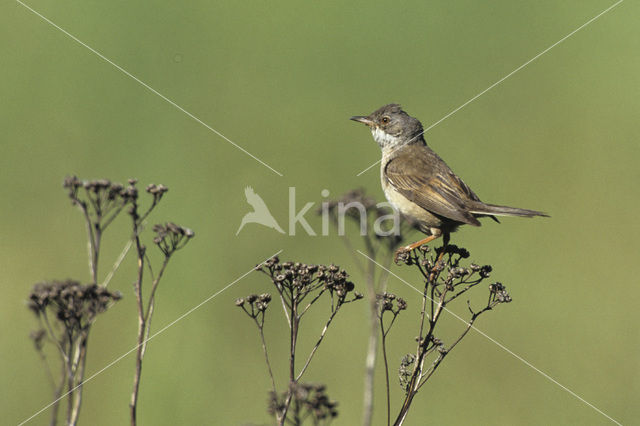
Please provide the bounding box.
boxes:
[469,202,549,218]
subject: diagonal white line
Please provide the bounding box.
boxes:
[357,250,622,425]
[355,0,624,177]
[18,250,283,426]
[356,160,381,177]
[15,0,284,177]
[101,238,132,287]
[102,220,148,288]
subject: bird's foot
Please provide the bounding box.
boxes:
[394,247,411,264]
[394,243,433,264]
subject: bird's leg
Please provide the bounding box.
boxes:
[404,235,439,252]
[394,234,440,263]
[434,232,450,264]
[429,233,450,280]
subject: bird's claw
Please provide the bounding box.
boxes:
[394,247,411,264]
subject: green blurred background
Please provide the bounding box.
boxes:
[2,0,638,424]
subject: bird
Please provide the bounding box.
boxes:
[236,186,285,235]
[350,103,548,260]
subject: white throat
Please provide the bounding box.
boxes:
[371,127,402,149]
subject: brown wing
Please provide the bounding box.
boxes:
[384,145,482,226]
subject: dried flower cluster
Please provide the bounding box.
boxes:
[394,244,501,304]
[489,282,512,304]
[28,280,121,331]
[145,183,169,197]
[268,383,338,423]
[63,176,169,215]
[398,354,416,392]
[153,222,195,257]
[236,293,272,314]
[27,279,122,425]
[377,292,408,314]
[238,256,362,425]
[256,256,363,308]
[63,176,141,285]
[27,176,193,426]
[63,176,139,242]
[63,176,138,208]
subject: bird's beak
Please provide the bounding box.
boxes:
[350,115,375,127]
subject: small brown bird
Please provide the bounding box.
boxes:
[351,104,548,259]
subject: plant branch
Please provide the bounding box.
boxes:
[296,305,341,381]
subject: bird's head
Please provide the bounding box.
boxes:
[350,104,424,149]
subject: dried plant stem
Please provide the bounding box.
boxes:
[130,237,145,426]
[33,341,61,426]
[80,206,99,284]
[279,300,299,426]
[143,257,169,340]
[91,232,101,285]
[362,242,392,426]
[240,303,277,394]
[130,230,171,425]
[321,190,407,426]
[395,293,446,424]
[362,258,378,426]
[362,310,378,426]
[259,326,277,393]
[68,333,88,426]
[62,331,88,426]
[66,358,73,425]
[295,308,339,381]
[416,311,478,391]
[128,191,188,426]
[380,317,391,426]
[393,308,484,426]
[377,301,401,426]
[391,248,448,424]
[50,357,66,426]
[40,314,68,363]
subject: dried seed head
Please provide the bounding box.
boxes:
[480,265,493,278]
[153,222,195,256]
[397,298,407,310]
[28,280,121,332]
[259,293,272,303]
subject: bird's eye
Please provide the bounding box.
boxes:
[381,116,390,124]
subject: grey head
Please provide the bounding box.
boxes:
[350,104,425,149]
